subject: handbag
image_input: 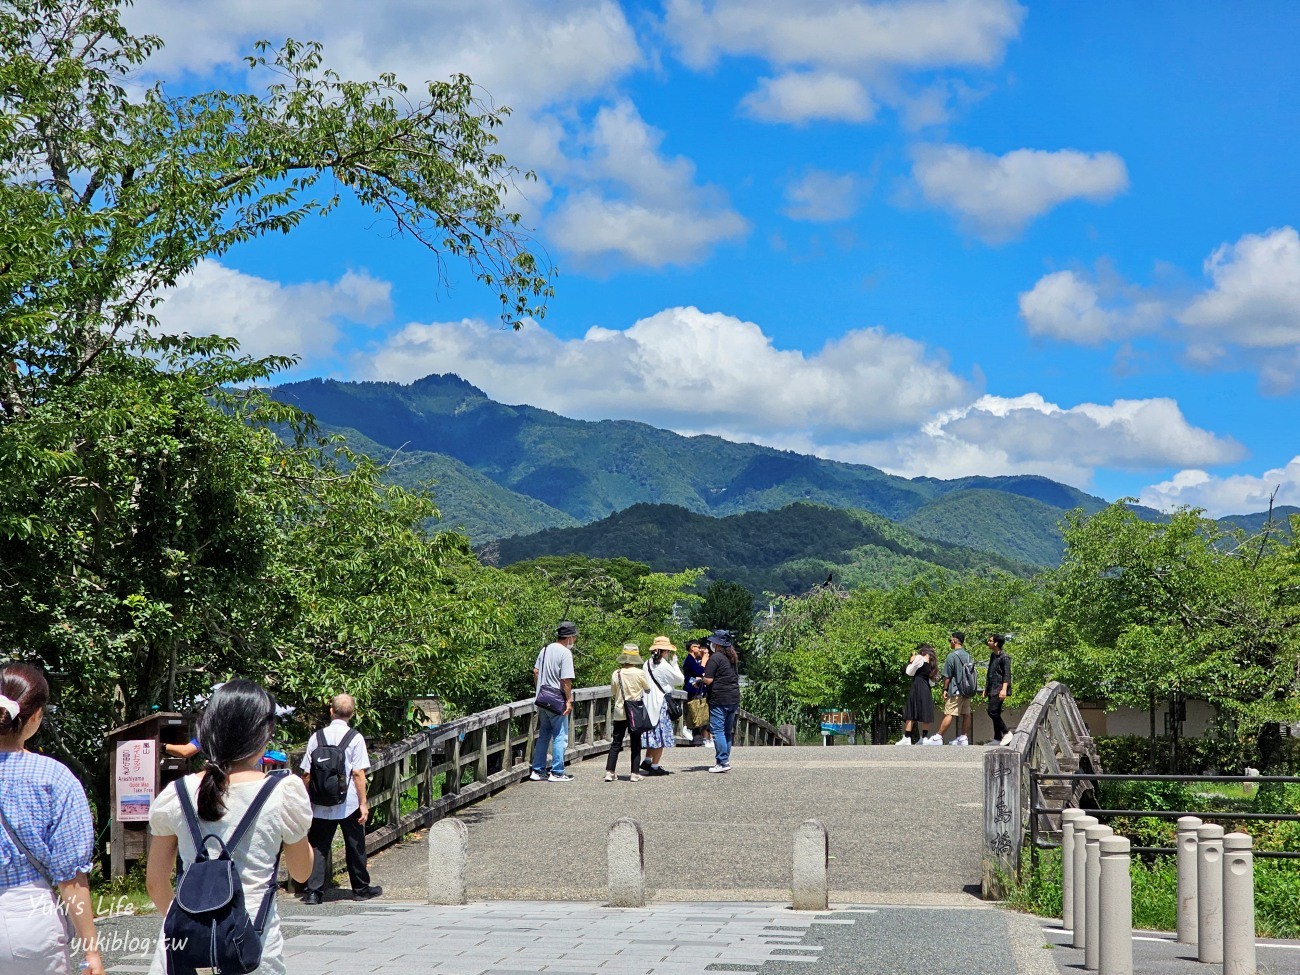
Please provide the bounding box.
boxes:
[645,663,683,721]
[534,646,567,714]
[685,697,710,730]
[617,672,655,734]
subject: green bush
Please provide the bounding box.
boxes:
[1094,734,1259,776]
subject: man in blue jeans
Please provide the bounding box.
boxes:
[530,621,577,782]
[702,630,741,773]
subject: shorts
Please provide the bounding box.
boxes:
[943,694,972,717]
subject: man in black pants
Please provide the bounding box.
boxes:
[984,634,1012,744]
[299,693,383,905]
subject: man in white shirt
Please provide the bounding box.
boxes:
[299,693,382,904]
[530,621,577,782]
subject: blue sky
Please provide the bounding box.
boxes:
[129,1,1300,516]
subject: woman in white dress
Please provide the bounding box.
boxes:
[640,636,685,775]
[146,681,314,975]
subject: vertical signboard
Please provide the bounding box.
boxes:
[115,739,156,822]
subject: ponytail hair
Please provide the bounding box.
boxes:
[195,680,277,821]
[0,662,49,737]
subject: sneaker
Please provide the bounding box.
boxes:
[353,885,383,900]
[702,739,715,750]
[1001,733,1015,746]
[548,772,574,782]
[952,735,970,746]
[302,891,322,905]
[708,764,730,773]
[629,773,643,783]
[604,771,616,782]
[895,736,912,746]
[648,765,672,776]
[922,734,943,746]
[640,759,654,772]
[528,770,546,781]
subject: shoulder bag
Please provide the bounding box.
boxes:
[534,646,568,714]
[617,672,655,734]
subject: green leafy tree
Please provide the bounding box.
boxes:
[693,579,757,658]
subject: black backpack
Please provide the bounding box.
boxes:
[163,772,290,975]
[307,728,358,806]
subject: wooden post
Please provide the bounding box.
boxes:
[982,746,1022,899]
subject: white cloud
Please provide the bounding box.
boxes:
[1020,227,1300,390]
[1139,457,1300,518]
[666,0,1024,72]
[784,170,863,222]
[361,306,971,438]
[125,0,641,111]
[549,101,748,266]
[152,260,391,363]
[665,0,1024,125]
[842,393,1244,487]
[741,72,875,124]
[912,144,1129,241]
[1019,270,1164,344]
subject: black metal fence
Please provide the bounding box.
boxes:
[1028,771,1300,870]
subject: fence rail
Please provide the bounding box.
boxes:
[360,687,790,855]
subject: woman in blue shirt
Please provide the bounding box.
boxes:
[0,662,104,975]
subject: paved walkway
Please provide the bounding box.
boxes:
[367,743,987,902]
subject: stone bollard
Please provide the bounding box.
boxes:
[1098,835,1132,975]
[1222,832,1256,975]
[426,818,468,905]
[1175,816,1202,945]
[1061,808,1085,932]
[608,817,646,908]
[1196,823,1225,964]
[1083,823,1113,972]
[1072,815,1098,949]
[792,819,829,910]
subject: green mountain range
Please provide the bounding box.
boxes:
[493,501,1032,594]
[272,373,1284,568]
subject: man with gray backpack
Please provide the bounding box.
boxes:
[298,694,382,905]
[935,631,977,745]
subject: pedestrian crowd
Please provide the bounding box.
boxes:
[896,630,1013,747]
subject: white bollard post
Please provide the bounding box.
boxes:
[792,819,829,910]
[1072,815,1098,949]
[1222,832,1256,975]
[1084,823,1113,972]
[426,818,468,905]
[1197,823,1225,964]
[1061,808,1085,932]
[607,817,646,908]
[1098,835,1132,975]
[1175,816,1202,945]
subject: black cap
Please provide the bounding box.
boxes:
[556,621,578,638]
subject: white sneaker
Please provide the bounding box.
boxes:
[702,739,715,750]
[895,736,912,746]
[528,770,546,781]
[952,735,969,746]
[1001,733,1015,746]
[922,734,943,746]
[708,764,730,773]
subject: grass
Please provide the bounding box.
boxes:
[90,863,157,916]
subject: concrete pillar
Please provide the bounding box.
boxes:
[1072,815,1098,949]
[1175,816,1202,945]
[1222,832,1256,975]
[607,817,646,908]
[426,818,468,905]
[778,723,797,746]
[792,819,829,910]
[1061,808,1085,931]
[1196,823,1225,964]
[1098,835,1132,975]
[1084,823,1113,972]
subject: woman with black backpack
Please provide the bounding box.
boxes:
[146,680,314,974]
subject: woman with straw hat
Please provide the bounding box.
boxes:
[606,646,653,782]
[640,636,685,776]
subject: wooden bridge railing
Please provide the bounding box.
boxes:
[360,687,791,855]
[982,680,1102,897]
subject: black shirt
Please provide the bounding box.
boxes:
[703,652,740,708]
[986,652,1012,696]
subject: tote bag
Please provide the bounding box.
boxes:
[618,672,656,733]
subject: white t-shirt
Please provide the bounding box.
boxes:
[148,773,312,975]
[298,719,372,820]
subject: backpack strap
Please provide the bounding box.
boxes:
[225,771,294,934]
[173,778,208,857]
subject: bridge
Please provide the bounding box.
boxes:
[352,680,1100,903]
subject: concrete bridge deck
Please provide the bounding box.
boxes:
[368,744,988,903]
